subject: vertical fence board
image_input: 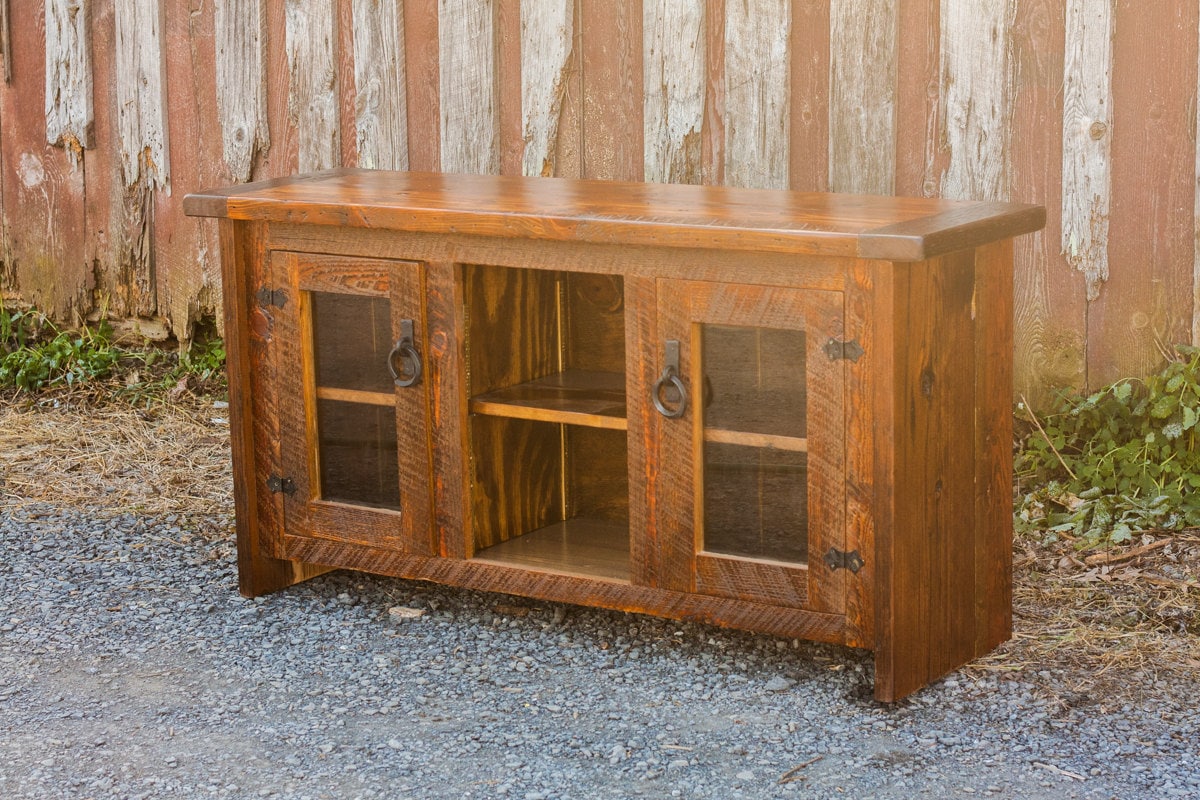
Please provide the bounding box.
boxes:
[521,0,573,177]
[439,0,497,174]
[496,0,522,175]
[579,0,642,181]
[403,0,439,171]
[789,0,828,192]
[702,0,725,185]
[214,0,268,182]
[894,0,942,197]
[352,0,408,170]
[1091,1,1198,384]
[643,0,704,184]
[155,0,226,339]
[939,0,1014,202]
[286,0,340,173]
[829,0,895,194]
[256,0,299,179]
[115,0,169,191]
[45,0,94,154]
[0,0,87,320]
[1061,0,1113,303]
[337,0,358,167]
[723,0,790,189]
[1011,0,1086,402]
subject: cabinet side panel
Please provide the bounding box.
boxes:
[974,239,1015,653]
[222,220,330,596]
[877,250,980,701]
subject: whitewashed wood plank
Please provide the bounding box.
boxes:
[439,0,498,174]
[520,0,572,177]
[45,0,93,157]
[215,0,269,182]
[723,0,790,189]
[1060,0,1113,302]
[828,0,895,194]
[286,0,340,173]
[939,0,1014,202]
[353,0,408,171]
[643,0,704,184]
[114,0,169,191]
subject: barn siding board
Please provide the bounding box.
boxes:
[1091,1,1198,385]
[258,0,299,179]
[701,0,725,185]
[403,0,439,172]
[336,0,358,168]
[939,0,1014,202]
[1060,0,1113,303]
[579,0,642,181]
[789,0,828,192]
[45,0,94,154]
[1011,0,1086,402]
[114,0,169,191]
[894,0,942,198]
[214,0,268,182]
[520,0,573,178]
[285,0,340,173]
[643,0,705,185]
[438,0,498,174]
[723,0,790,190]
[1,0,87,320]
[496,0,522,175]
[352,0,408,171]
[829,0,895,195]
[155,0,225,339]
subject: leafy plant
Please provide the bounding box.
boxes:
[1016,344,1200,546]
[0,310,121,392]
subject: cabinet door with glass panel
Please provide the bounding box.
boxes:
[654,280,846,614]
[273,252,433,555]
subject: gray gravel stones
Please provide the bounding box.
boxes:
[2,502,1199,799]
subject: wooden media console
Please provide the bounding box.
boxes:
[185,170,1045,701]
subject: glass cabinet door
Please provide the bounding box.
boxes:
[272,252,433,554]
[655,280,846,613]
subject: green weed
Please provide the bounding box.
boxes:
[1016,344,1200,546]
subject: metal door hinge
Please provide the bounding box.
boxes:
[266,474,296,495]
[824,547,865,574]
[823,338,864,362]
[256,287,288,308]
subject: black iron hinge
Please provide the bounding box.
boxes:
[256,287,288,308]
[266,474,297,496]
[823,338,864,362]
[824,547,865,574]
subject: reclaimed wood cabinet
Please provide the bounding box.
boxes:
[185,170,1044,701]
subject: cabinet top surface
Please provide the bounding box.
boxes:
[184,169,1045,261]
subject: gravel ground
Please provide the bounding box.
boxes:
[2,503,1199,800]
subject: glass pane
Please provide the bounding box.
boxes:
[317,399,401,509]
[701,325,808,563]
[703,444,807,563]
[312,292,393,393]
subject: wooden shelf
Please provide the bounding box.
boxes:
[703,428,808,452]
[316,386,395,407]
[472,518,630,582]
[469,370,627,430]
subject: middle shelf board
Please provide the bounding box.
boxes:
[469,369,627,430]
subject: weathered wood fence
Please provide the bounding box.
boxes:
[1,0,1198,404]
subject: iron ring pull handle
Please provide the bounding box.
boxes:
[388,319,423,388]
[652,339,688,419]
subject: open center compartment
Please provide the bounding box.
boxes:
[464,265,630,582]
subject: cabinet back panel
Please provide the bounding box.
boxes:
[465,266,560,395]
[469,415,563,551]
[566,426,630,523]
[565,272,626,374]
